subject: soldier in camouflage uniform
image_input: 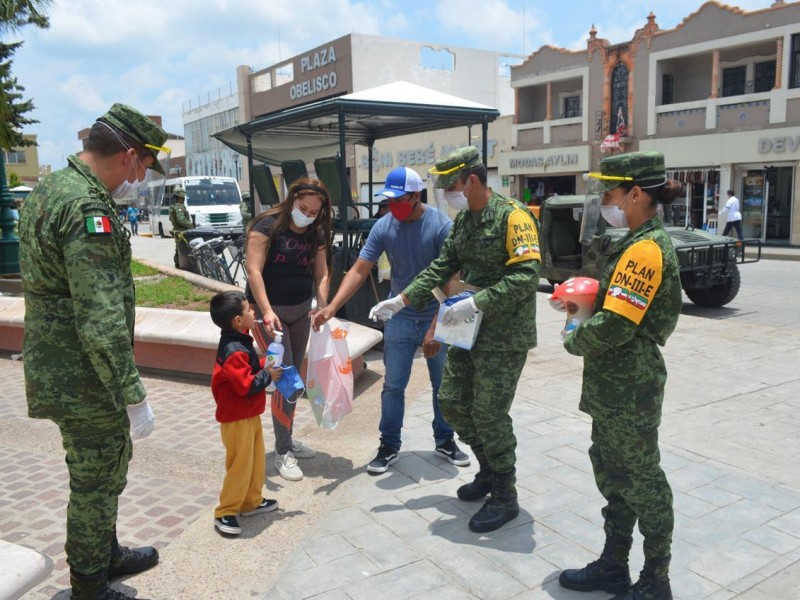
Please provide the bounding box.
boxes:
[558,152,683,600]
[240,190,253,229]
[19,104,168,600]
[169,187,193,268]
[370,146,541,533]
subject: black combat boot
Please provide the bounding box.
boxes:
[559,534,633,593]
[468,467,520,533]
[108,529,159,578]
[457,446,493,501]
[611,556,672,600]
[71,570,147,600]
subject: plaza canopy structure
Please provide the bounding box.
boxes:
[214,81,500,252]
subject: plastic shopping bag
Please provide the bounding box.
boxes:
[306,318,354,429]
[274,365,305,400]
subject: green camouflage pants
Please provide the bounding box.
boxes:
[589,420,673,561]
[438,348,527,473]
[56,413,132,576]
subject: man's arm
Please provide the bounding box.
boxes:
[311,258,374,330]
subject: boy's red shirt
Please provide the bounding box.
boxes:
[211,329,271,423]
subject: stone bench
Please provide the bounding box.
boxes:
[0,296,382,380]
[0,538,53,600]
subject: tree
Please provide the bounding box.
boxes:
[7,169,20,188]
[0,0,51,274]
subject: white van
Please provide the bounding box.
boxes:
[150,176,243,237]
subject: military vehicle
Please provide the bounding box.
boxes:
[538,195,761,308]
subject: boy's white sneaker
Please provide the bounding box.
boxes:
[276,451,303,481]
[291,439,317,459]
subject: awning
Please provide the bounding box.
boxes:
[213,81,500,166]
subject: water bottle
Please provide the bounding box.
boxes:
[266,332,284,369]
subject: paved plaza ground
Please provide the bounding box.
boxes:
[1,231,799,599]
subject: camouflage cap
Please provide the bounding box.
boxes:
[98,103,169,175]
[173,187,186,199]
[241,191,251,199]
[596,151,666,192]
[430,145,483,189]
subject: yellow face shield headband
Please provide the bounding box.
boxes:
[586,172,634,183]
[145,143,171,154]
[429,162,466,176]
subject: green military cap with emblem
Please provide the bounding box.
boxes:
[591,151,667,192]
[97,103,170,175]
[430,145,483,189]
[173,187,186,198]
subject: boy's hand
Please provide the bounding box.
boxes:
[268,366,283,381]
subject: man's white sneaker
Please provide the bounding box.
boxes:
[275,451,303,481]
[291,439,317,459]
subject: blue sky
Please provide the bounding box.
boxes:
[11,0,774,170]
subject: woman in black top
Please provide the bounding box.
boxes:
[245,177,332,481]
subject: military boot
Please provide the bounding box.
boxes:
[468,467,519,533]
[559,534,633,593]
[611,556,672,600]
[457,446,492,501]
[71,570,147,600]
[108,529,159,578]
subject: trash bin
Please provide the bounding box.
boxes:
[179,228,221,273]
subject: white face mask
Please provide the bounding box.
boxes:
[111,154,146,200]
[291,205,317,228]
[601,204,628,228]
[444,191,468,211]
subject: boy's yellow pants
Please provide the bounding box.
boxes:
[215,415,265,518]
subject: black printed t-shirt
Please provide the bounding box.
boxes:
[245,216,324,306]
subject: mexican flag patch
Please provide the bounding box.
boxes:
[85,216,112,234]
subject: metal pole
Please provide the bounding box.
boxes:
[0,153,20,274]
[338,112,350,266]
[482,122,489,165]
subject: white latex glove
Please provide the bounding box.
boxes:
[127,400,155,441]
[441,296,479,326]
[369,294,406,322]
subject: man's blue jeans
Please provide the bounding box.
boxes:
[380,313,453,450]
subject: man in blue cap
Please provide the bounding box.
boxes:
[312,166,469,474]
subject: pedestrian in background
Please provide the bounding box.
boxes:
[209,290,282,537]
[169,187,193,268]
[126,202,139,235]
[720,189,743,241]
[240,190,253,229]
[245,177,332,481]
[558,151,683,600]
[312,166,469,474]
[370,146,541,533]
[18,103,166,600]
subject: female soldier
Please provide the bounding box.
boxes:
[558,152,682,600]
[245,177,332,481]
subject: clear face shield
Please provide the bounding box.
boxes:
[579,172,632,244]
[429,162,468,218]
[143,143,171,216]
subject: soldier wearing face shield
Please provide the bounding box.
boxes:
[370,146,541,533]
[19,103,169,600]
[558,152,683,600]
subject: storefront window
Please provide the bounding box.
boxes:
[722,66,746,97]
[791,33,800,89]
[610,63,629,135]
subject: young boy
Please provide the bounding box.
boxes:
[210,290,282,536]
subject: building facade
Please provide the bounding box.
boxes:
[4,134,40,188]
[504,0,800,245]
[184,33,522,207]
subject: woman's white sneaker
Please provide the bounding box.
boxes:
[275,451,303,481]
[291,439,317,459]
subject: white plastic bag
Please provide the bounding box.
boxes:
[306,318,354,429]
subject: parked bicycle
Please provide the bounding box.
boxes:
[188,236,247,287]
